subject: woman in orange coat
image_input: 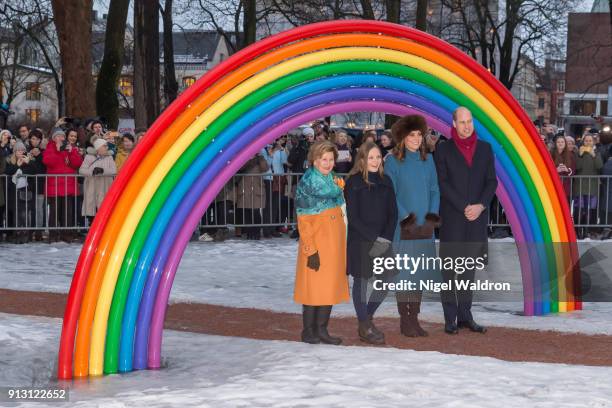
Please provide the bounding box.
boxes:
[294,140,350,345]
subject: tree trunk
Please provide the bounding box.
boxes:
[162,0,178,105]
[134,0,161,128]
[95,0,130,128]
[416,0,428,31]
[386,0,401,23]
[243,0,257,48]
[360,0,375,19]
[51,0,95,118]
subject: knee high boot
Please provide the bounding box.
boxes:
[316,306,342,345]
[397,301,418,337]
[301,305,320,344]
[408,301,428,337]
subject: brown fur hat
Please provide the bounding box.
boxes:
[391,115,428,146]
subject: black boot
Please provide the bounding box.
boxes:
[444,322,459,334]
[368,314,384,341]
[316,306,342,345]
[458,320,487,333]
[301,305,320,344]
[358,320,385,345]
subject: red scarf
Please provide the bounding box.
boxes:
[451,127,477,166]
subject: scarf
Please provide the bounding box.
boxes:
[295,167,344,215]
[451,127,477,166]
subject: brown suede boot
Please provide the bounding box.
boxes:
[397,301,419,337]
[409,302,428,337]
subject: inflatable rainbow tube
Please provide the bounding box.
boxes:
[57,20,580,379]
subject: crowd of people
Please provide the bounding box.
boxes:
[543,127,612,239]
[0,118,143,243]
[1,115,611,245]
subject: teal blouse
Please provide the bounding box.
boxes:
[296,167,345,215]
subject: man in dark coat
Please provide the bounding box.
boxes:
[434,107,498,335]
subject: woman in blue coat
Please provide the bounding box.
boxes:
[344,141,398,344]
[385,115,440,337]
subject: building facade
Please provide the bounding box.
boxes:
[562,6,612,136]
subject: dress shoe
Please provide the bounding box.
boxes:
[458,320,487,333]
[444,322,458,334]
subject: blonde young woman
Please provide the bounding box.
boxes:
[294,140,350,345]
[344,142,397,344]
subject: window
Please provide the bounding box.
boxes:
[538,98,545,109]
[25,83,41,101]
[557,80,565,92]
[569,100,596,116]
[557,99,564,111]
[119,76,133,97]
[600,101,608,116]
[25,108,40,122]
[182,76,196,88]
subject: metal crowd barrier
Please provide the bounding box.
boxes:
[1,174,611,233]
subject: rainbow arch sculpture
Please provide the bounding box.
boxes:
[57,20,580,379]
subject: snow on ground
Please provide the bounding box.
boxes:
[1,313,612,408]
[1,238,612,334]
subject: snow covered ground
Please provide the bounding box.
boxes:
[1,238,612,334]
[1,313,612,408]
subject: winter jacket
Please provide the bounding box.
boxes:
[236,155,268,209]
[344,172,398,279]
[26,146,46,195]
[294,167,350,305]
[386,150,440,282]
[42,143,83,197]
[79,151,117,216]
[573,148,603,197]
[334,143,352,174]
[114,149,130,172]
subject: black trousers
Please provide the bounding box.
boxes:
[262,180,274,236]
[440,267,476,324]
[238,208,262,238]
[48,196,75,230]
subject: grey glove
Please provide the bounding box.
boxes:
[368,237,391,258]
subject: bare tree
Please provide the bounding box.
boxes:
[267,0,385,26]
[439,0,578,90]
[0,1,64,116]
[0,27,27,127]
[386,0,401,23]
[51,0,96,118]
[134,0,160,127]
[161,0,179,105]
[96,0,130,128]
[176,0,273,53]
[415,0,428,30]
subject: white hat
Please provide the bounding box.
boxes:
[302,127,315,137]
[93,138,107,151]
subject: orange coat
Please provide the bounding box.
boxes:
[294,206,350,306]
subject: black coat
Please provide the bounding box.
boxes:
[344,172,398,278]
[434,139,497,248]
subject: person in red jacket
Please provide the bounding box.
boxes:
[43,128,83,242]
